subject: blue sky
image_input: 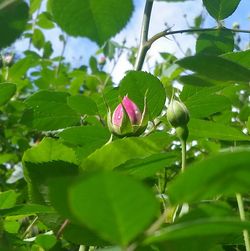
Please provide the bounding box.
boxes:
[15,0,250,83]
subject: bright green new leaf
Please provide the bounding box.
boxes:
[0,0,29,48]
[196,29,234,55]
[202,0,241,20]
[221,50,250,69]
[119,71,166,119]
[0,83,16,106]
[177,55,250,83]
[32,28,45,50]
[81,132,172,171]
[189,118,250,141]
[30,0,42,14]
[168,149,250,204]
[50,0,134,45]
[0,190,17,209]
[68,172,159,245]
[35,234,57,250]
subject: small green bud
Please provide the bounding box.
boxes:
[167,100,189,128]
[176,125,189,142]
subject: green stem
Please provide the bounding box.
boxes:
[236,193,250,251]
[181,139,186,172]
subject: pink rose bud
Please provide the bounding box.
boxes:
[107,95,148,137]
[112,96,142,127]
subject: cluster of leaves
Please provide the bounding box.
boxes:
[0,0,250,250]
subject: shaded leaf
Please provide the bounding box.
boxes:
[50,0,134,45]
[168,149,250,204]
[0,0,29,48]
[64,172,158,245]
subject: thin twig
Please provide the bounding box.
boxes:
[22,216,38,239]
[56,219,70,239]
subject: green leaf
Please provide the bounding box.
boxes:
[196,29,234,55]
[145,218,250,244]
[0,83,16,106]
[32,28,45,50]
[0,0,29,48]
[181,86,231,118]
[23,138,79,203]
[202,0,241,20]
[0,190,17,209]
[0,204,55,217]
[59,126,110,160]
[177,55,250,83]
[188,118,250,141]
[50,0,134,45]
[30,0,42,14]
[23,137,78,164]
[116,152,178,179]
[179,74,224,87]
[168,149,250,204]
[53,172,159,245]
[35,234,56,250]
[221,50,250,69]
[23,90,79,130]
[81,132,172,171]
[67,95,98,115]
[119,71,166,119]
[36,12,54,29]
[63,223,108,246]
[9,54,40,81]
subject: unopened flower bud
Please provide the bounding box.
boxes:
[99,56,106,65]
[107,95,148,137]
[167,99,189,128]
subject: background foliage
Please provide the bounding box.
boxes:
[0,0,250,250]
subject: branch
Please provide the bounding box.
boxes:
[146,27,250,48]
[135,25,250,71]
[134,0,154,71]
